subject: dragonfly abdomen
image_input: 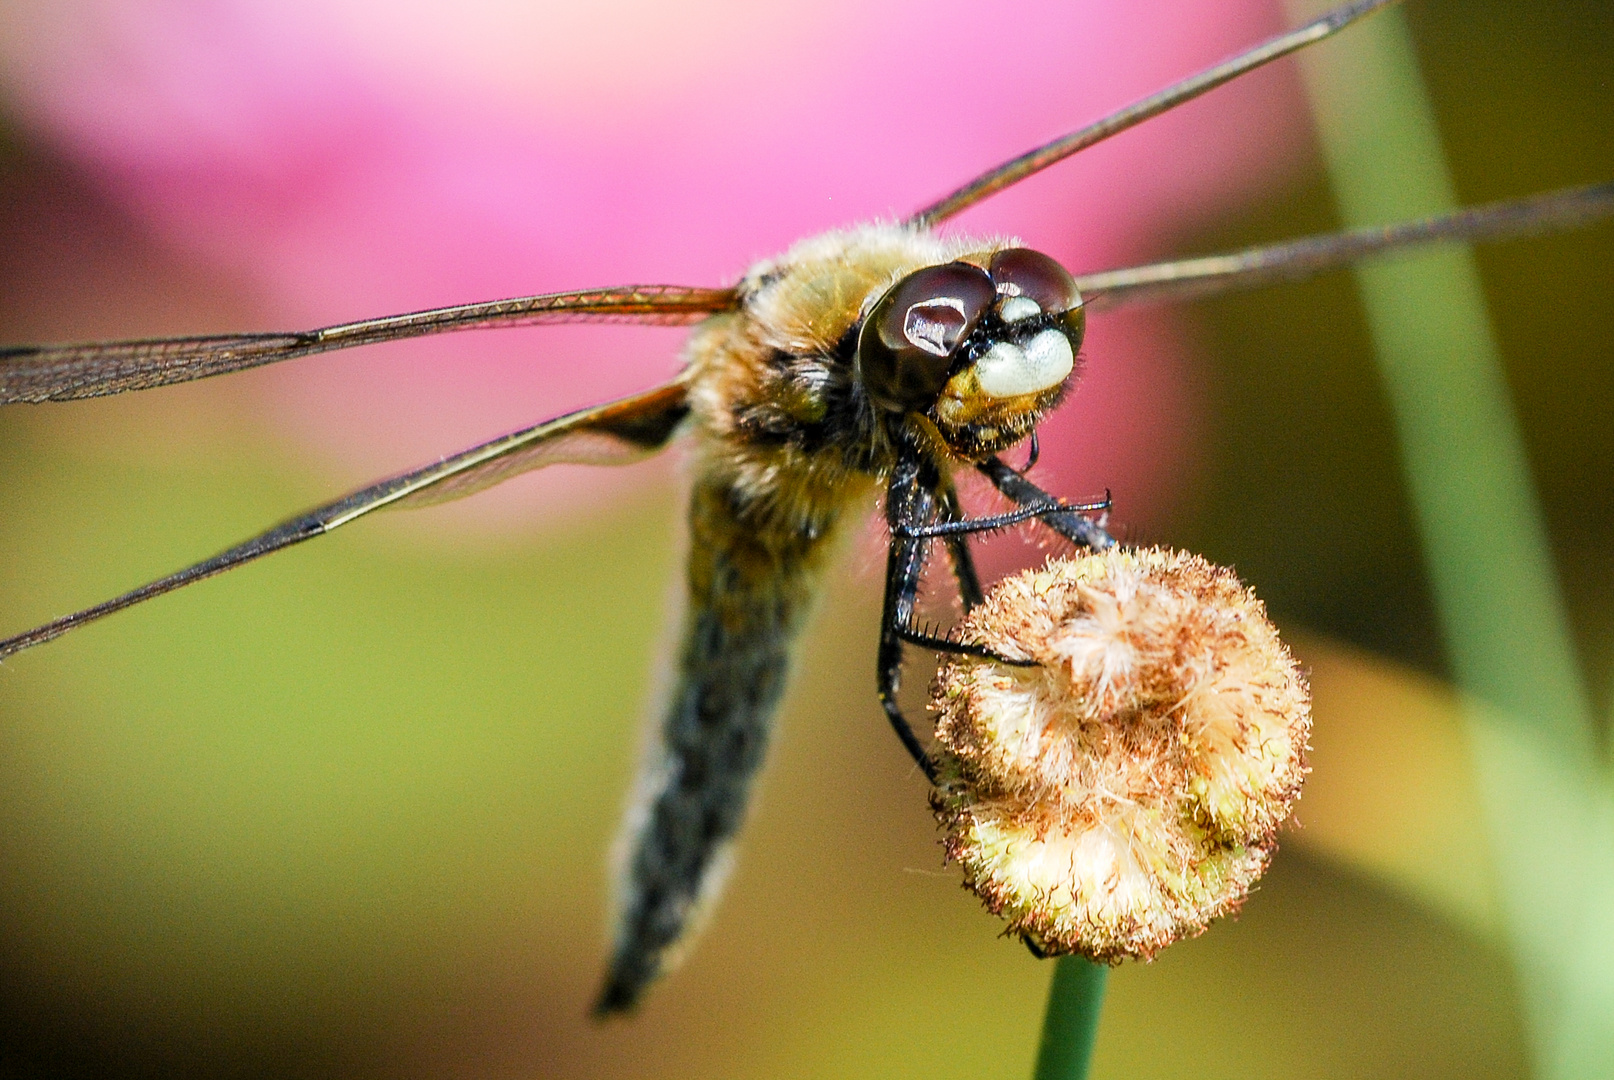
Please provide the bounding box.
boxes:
[595,473,849,1015]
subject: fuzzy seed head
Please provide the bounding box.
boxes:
[929,547,1310,961]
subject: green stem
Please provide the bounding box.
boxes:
[1284,3,1609,1075]
[1032,957,1107,1080]
[1284,4,1594,759]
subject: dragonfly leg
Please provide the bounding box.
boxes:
[937,481,984,613]
[879,449,943,781]
[893,492,1111,539]
[1020,429,1040,474]
[978,456,1115,550]
[878,448,1047,782]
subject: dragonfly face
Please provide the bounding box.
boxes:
[1,0,1610,1034]
[859,247,1085,456]
[690,228,1084,491]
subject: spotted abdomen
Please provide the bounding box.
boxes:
[595,474,841,1014]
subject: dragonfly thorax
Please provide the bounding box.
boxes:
[694,226,1084,491]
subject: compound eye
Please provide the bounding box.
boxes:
[858,262,995,413]
[988,247,1085,349]
[989,248,1081,315]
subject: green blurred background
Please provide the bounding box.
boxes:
[1,1,1611,1077]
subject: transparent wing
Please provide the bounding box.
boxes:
[1073,182,1614,311]
[0,378,690,660]
[0,285,737,404]
[909,0,1398,226]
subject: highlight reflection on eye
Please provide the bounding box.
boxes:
[857,261,995,413]
[903,297,969,355]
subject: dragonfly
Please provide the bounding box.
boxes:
[2,0,1610,1016]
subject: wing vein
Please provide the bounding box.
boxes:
[1,285,736,404]
[908,0,1401,226]
[0,379,690,660]
[1074,182,1614,310]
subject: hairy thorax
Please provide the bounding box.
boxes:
[681,223,1019,542]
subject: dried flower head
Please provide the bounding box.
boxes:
[929,547,1310,961]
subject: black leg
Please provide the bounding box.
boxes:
[878,446,1075,780]
[1021,429,1040,474]
[979,456,1115,549]
[895,622,1034,664]
[937,481,985,613]
[885,456,1037,667]
[893,494,1111,539]
[879,447,942,782]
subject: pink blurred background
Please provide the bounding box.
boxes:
[9,4,1598,1077]
[0,0,1308,543]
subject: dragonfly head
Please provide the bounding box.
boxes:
[855,248,1084,458]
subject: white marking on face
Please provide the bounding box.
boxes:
[999,295,1042,323]
[975,329,1075,398]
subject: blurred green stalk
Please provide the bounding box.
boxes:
[1033,957,1107,1080]
[1285,3,1613,1076]
[1283,3,1594,760]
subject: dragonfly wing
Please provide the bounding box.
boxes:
[388,378,689,510]
[1076,182,1614,311]
[0,285,736,403]
[909,0,1397,225]
[0,378,690,660]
